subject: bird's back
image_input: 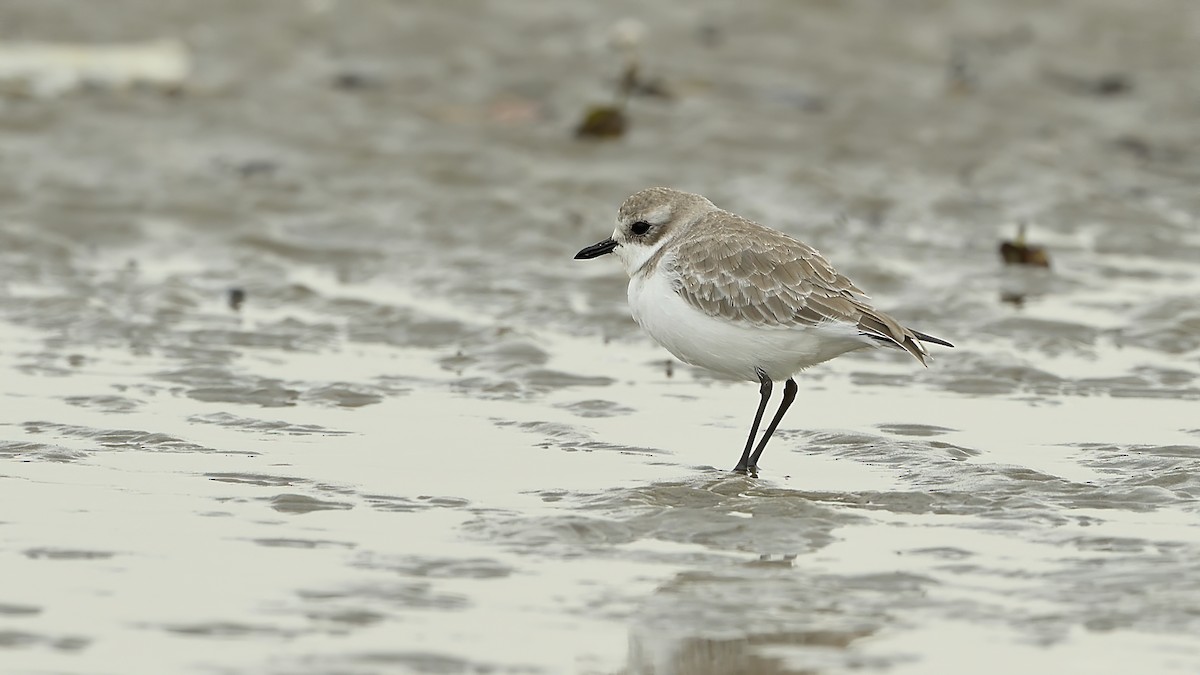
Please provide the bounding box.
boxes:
[656,209,933,365]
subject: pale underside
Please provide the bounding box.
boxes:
[640,211,930,374]
[627,268,871,381]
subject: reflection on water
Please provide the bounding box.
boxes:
[3,0,1200,673]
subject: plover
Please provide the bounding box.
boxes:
[575,187,952,473]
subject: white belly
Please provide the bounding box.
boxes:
[627,269,870,382]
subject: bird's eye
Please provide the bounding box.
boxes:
[631,221,651,235]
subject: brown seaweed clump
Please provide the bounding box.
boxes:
[575,19,670,140]
[575,104,628,139]
[999,223,1050,268]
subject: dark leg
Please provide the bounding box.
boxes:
[733,369,772,473]
[746,378,797,472]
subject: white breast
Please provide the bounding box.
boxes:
[627,264,871,382]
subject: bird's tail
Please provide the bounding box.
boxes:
[857,311,953,367]
[912,330,954,348]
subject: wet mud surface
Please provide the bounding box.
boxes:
[2,1,1200,673]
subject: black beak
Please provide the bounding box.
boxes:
[574,237,618,260]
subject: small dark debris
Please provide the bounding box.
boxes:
[999,223,1051,268]
[1000,292,1027,307]
[1092,74,1132,95]
[228,288,246,311]
[620,63,673,100]
[332,72,380,91]
[576,57,674,140]
[575,105,628,139]
[1112,135,1184,163]
[1045,70,1133,97]
[235,160,278,178]
[1114,135,1153,159]
[214,158,279,178]
[946,50,974,95]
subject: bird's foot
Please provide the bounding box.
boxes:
[731,463,759,476]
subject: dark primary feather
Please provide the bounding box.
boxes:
[911,330,954,348]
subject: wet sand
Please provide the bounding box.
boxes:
[2,1,1200,673]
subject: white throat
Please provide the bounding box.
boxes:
[612,231,671,279]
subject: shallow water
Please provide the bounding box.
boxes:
[2,1,1200,673]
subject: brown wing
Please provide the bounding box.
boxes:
[667,212,931,365]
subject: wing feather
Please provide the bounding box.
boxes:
[667,211,932,365]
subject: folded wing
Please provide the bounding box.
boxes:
[667,213,933,365]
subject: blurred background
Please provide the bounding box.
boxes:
[1,1,1199,673]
